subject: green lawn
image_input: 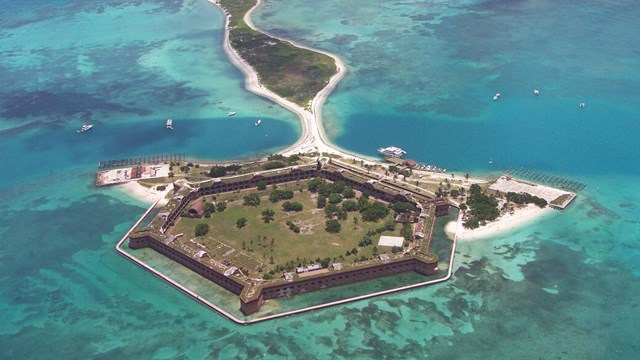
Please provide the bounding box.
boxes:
[171,184,401,274]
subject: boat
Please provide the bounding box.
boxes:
[493,92,501,101]
[255,119,262,126]
[533,89,540,95]
[377,146,406,158]
[228,111,236,116]
[579,102,585,109]
[77,124,93,133]
[166,118,173,129]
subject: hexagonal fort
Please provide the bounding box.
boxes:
[128,158,451,315]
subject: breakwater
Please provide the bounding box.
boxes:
[487,167,587,192]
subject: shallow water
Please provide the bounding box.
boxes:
[1,0,640,358]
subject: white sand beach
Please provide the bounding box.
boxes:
[208,0,362,160]
[455,204,553,241]
[119,181,172,205]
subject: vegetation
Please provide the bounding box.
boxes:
[195,223,209,237]
[325,219,342,233]
[218,0,337,107]
[261,209,275,223]
[269,189,294,202]
[360,201,390,222]
[282,201,303,212]
[506,192,548,208]
[172,180,403,274]
[243,193,261,206]
[463,184,499,229]
[551,193,572,206]
[209,164,242,177]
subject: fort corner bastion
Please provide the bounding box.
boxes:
[127,158,451,316]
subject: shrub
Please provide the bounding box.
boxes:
[243,193,261,206]
[282,201,303,212]
[325,219,342,233]
[195,223,209,237]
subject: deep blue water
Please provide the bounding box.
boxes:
[1,0,640,358]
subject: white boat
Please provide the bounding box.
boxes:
[493,93,501,101]
[378,146,406,158]
[533,89,540,95]
[166,118,173,129]
[579,102,585,109]
[77,124,93,133]
[228,111,236,116]
[255,119,261,126]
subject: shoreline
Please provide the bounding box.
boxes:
[209,0,373,161]
[455,204,553,241]
[118,181,172,205]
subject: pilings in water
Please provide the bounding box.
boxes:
[98,153,186,169]
[490,166,587,192]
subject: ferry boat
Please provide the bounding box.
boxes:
[77,124,93,133]
[228,111,236,116]
[166,118,173,129]
[493,92,501,101]
[377,146,406,158]
[255,119,261,126]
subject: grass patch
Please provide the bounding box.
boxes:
[551,193,572,206]
[171,183,400,274]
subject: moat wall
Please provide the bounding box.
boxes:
[240,257,438,314]
[129,234,246,296]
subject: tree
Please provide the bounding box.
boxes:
[282,201,303,212]
[342,200,359,212]
[325,219,342,233]
[203,202,216,214]
[360,201,390,222]
[195,223,209,237]
[328,193,342,204]
[216,201,227,212]
[342,187,356,199]
[261,209,275,223]
[236,217,247,228]
[320,257,332,268]
[307,178,324,192]
[243,193,261,206]
[209,166,226,177]
[257,180,267,191]
[316,196,327,209]
[450,189,460,198]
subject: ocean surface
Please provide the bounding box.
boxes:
[1,0,639,358]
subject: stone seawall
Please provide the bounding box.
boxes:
[240,257,438,314]
[129,233,246,296]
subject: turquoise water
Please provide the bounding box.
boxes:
[2,0,640,358]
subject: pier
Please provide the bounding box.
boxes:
[98,153,186,169]
[487,167,587,192]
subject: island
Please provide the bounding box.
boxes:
[110,0,579,323]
